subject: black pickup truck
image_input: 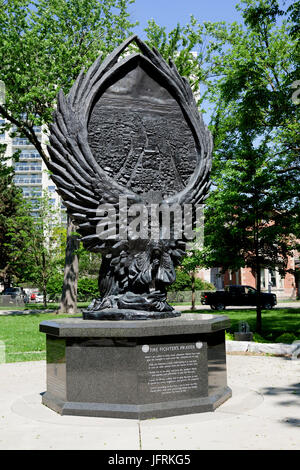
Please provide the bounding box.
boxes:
[201,285,277,311]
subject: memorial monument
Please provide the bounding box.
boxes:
[40,35,231,419]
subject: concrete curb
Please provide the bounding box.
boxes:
[226,339,300,357]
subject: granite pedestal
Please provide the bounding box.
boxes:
[39,314,232,419]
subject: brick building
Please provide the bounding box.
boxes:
[198,250,299,299]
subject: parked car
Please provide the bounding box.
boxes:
[29,291,48,303]
[201,285,277,310]
[1,287,29,304]
[35,293,44,303]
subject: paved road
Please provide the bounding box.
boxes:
[0,356,299,450]
[177,301,300,311]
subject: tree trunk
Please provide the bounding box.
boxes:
[42,285,47,308]
[191,271,196,311]
[3,275,11,290]
[254,213,262,333]
[42,253,47,308]
[255,262,262,333]
[58,216,79,314]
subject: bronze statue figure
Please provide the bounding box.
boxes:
[47,35,212,319]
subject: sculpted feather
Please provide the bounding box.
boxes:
[47,36,213,318]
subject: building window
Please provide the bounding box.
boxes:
[19,151,41,159]
[269,270,277,288]
[14,176,42,184]
[0,119,5,140]
[13,138,31,146]
[15,162,42,172]
[22,187,42,198]
[261,269,266,289]
[0,119,5,138]
[266,269,284,290]
[245,286,256,295]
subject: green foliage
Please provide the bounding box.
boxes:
[180,250,203,274]
[0,0,137,141]
[252,333,270,343]
[0,312,78,362]
[203,0,299,272]
[77,277,99,302]
[0,0,137,311]
[1,0,298,317]
[144,16,228,109]
[46,272,64,301]
[220,307,300,339]
[168,269,214,292]
[4,191,66,305]
[225,331,235,341]
[275,332,298,344]
[0,150,24,285]
[197,0,299,331]
[77,244,102,277]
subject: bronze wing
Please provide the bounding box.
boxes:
[47,36,142,252]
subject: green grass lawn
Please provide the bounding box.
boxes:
[0,312,79,362]
[188,307,300,343]
[0,308,299,363]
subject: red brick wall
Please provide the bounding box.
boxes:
[241,267,256,287]
[222,262,296,299]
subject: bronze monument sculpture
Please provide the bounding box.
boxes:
[47,35,212,320]
[40,37,232,418]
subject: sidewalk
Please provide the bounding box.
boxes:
[0,355,299,450]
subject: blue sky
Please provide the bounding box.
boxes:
[127,0,293,123]
[128,0,246,122]
[129,0,244,37]
[129,0,293,36]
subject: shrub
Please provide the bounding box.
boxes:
[47,274,99,302]
[275,333,298,344]
[167,269,215,292]
[47,272,64,301]
[77,277,99,302]
[252,333,269,343]
[225,331,234,341]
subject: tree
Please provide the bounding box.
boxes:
[0,0,137,312]
[77,248,102,278]
[57,215,79,313]
[180,250,204,311]
[5,191,66,307]
[142,18,232,308]
[143,1,299,330]
[167,269,214,293]
[201,0,299,332]
[0,141,24,288]
[144,16,228,110]
[55,222,102,312]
